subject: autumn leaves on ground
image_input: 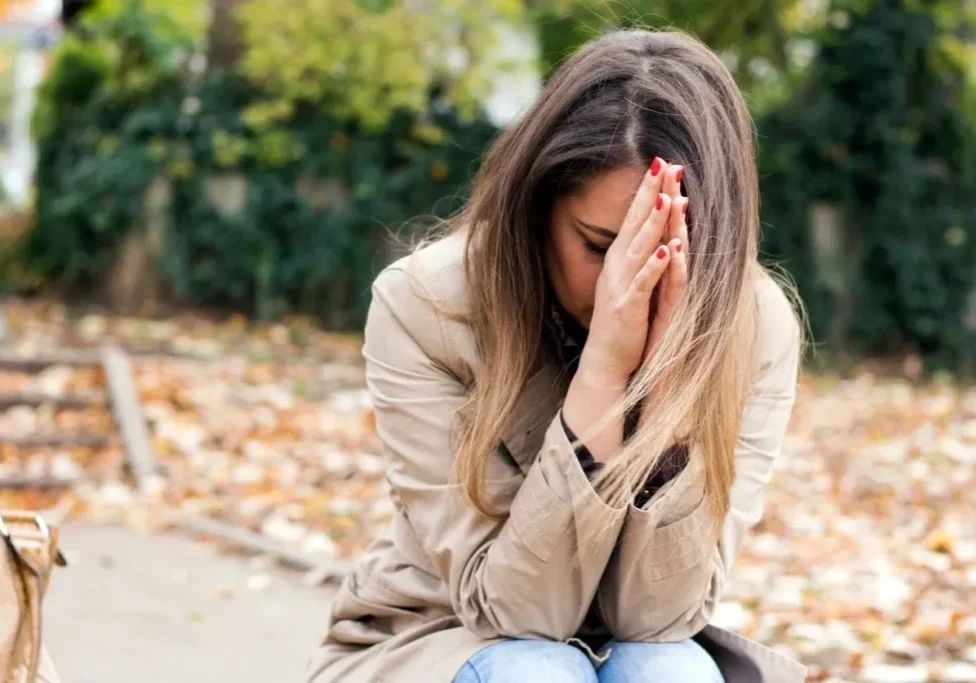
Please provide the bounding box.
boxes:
[1,298,975,682]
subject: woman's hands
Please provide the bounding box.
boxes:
[578,159,689,384]
[645,163,690,358]
[562,158,689,462]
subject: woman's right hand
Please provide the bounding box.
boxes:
[578,158,675,384]
[562,159,679,462]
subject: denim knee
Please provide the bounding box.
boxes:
[455,639,598,683]
[597,639,723,683]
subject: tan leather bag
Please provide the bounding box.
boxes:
[1,511,65,683]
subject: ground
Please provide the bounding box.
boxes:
[44,524,332,683]
[3,299,976,682]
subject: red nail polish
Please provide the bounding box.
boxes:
[650,157,663,176]
[681,200,688,215]
[675,166,684,183]
[656,246,667,259]
[675,242,683,253]
[655,194,664,210]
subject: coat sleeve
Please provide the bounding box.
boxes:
[595,278,801,641]
[364,265,628,641]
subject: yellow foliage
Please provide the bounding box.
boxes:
[212,130,249,168]
[254,129,303,168]
[91,0,210,38]
[237,0,525,130]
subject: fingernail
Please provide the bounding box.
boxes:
[655,193,664,210]
[675,242,683,253]
[681,200,688,215]
[650,157,663,176]
[656,246,668,259]
[675,166,684,183]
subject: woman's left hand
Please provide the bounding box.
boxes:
[644,164,690,358]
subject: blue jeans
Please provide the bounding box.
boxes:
[453,638,723,682]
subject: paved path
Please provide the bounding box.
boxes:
[43,524,334,683]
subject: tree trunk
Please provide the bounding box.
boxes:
[207,0,242,70]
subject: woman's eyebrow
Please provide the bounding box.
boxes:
[575,218,618,240]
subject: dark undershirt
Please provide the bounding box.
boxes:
[544,287,688,509]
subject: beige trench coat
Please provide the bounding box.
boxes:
[306,234,806,683]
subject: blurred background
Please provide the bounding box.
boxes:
[0,1,974,682]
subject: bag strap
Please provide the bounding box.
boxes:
[0,513,66,683]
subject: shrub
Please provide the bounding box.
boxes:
[16,1,496,327]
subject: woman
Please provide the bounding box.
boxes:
[307,29,805,683]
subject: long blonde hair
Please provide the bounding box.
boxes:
[428,29,797,524]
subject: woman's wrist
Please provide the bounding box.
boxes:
[563,352,628,463]
[577,345,632,387]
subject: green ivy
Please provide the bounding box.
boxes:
[16,1,496,328]
[757,0,976,368]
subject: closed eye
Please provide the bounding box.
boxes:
[572,217,615,257]
[583,240,609,256]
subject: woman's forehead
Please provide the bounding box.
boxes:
[565,166,645,229]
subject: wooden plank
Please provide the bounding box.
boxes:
[0,475,81,489]
[0,348,102,371]
[101,345,156,491]
[0,345,365,371]
[0,433,110,448]
[180,515,351,583]
[0,392,107,410]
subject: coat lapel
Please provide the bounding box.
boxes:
[499,359,566,474]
